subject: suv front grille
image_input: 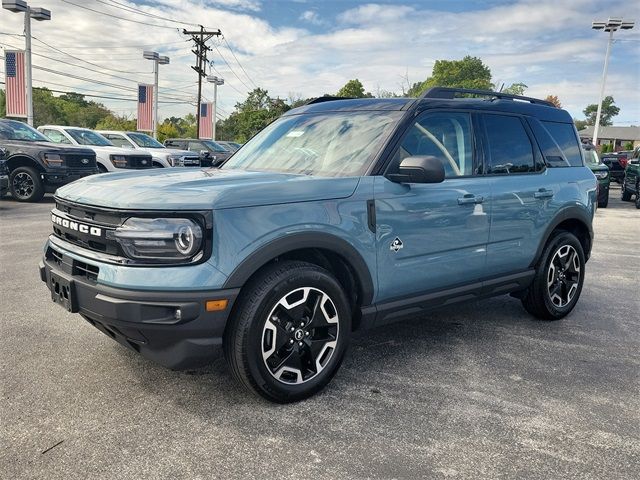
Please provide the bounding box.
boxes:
[126,155,153,169]
[63,152,97,169]
[46,246,100,282]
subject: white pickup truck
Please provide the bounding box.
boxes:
[98,131,200,168]
[38,126,154,173]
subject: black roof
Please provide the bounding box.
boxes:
[286,88,572,123]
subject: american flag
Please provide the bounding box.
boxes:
[5,51,27,118]
[137,84,154,131]
[198,102,213,139]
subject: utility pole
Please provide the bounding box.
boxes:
[183,26,221,138]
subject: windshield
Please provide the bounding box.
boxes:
[0,120,49,142]
[222,111,402,177]
[128,132,164,148]
[582,147,600,165]
[202,140,228,152]
[66,129,113,146]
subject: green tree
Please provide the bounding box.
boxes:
[574,119,588,131]
[95,114,137,131]
[583,96,619,126]
[217,88,290,143]
[157,121,179,143]
[407,56,493,97]
[501,82,528,95]
[336,79,373,98]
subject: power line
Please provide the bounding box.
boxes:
[97,0,200,28]
[212,41,252,91]
[222,36,258,88]
[57,0,181,30]
[32,37,153,75]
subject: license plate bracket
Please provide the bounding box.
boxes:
[49,271,78,313]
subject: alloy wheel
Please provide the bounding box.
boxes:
[547,245,581,308]
[261,287,339,385]
[12,172,35,199]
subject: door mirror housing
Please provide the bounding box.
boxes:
[387,156,445,184]
[200,149,211,158]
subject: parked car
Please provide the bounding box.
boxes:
[583,143,610,208]
[600,151,627,184]
[97,131,201,168]
[621,147,640,208]
[216,140,242,153]
[163,138,231,167]
[38,126,154,173]
[40,88,596,402]
[0,150,9,197]
[0,119,97,202]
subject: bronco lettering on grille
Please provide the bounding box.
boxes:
[51,214,102,237]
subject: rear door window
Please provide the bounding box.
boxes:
[42,129,71,144]
[482,114,536,174]
[541,121,582,166]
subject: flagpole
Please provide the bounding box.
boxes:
[24,6,33,126]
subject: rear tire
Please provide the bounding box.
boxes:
[224,261,351,403]
[521,231,585,320]
[621,187,632,202]
[635,191,640,209]
[598,193,608,208]
[97,164,109,173]
[9,166,44,202]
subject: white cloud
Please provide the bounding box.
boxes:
[0,0,638,123]
[299,10,322,25]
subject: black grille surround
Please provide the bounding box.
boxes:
[124,154,153,169]
[62,152,98,169]
[51,198,213,267]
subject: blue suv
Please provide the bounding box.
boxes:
[40,88,596,402]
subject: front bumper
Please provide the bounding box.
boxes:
[0,174,8,196]
[40,252,239,370]
[43,169,98,189]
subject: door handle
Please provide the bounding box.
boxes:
[457,194,484,205]
[534,189,554,199]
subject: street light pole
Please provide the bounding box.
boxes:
[143,51,169,138]
[2,1,51,126]
[206,75,224,140]
[591,18,635,146]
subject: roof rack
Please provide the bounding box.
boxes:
[305,96,354,105]
[420,87,555,107]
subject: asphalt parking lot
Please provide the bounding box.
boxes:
[1,187,639,480]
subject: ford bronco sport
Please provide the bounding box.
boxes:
[40,88,596,402]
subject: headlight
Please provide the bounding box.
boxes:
[108,217,203,263]
[167,155,181,167]
[43,153,64,167]
[594,171,608,179]
[110,155,127,168]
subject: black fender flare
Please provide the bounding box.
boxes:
[222,232,375,306]
[6,153,44,173]
[530,206,594,267]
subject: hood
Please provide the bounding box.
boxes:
[88,145,152,157]
[587,163,609,172]
[55,168,360,210]
[2,140,95,155]
[142,148,195,161]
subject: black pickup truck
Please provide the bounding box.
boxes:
[0,119,98,202]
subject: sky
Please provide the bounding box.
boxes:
[1,0,639,125]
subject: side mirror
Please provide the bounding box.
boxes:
[387,156,445,184]
[200,150,211,158]
[0,147,6,160]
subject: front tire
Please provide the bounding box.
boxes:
[9,166,44,202]
[598,192,609,208]
[521,231,585,320]
[224,261,351,403]
[621,186,632,202]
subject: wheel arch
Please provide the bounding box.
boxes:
[531,207,593,266]
[223,233,375,328]
[6,154,44,173]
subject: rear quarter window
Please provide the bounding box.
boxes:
[541,121,582,166]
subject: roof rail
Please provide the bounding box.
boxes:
[420,87,555,107]
[305,96,354,105]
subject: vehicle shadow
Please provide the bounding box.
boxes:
[113,293,548,414]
